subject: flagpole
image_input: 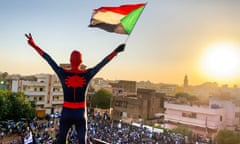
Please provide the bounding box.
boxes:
[124,35,130,43]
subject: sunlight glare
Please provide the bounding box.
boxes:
[200,42,240,81]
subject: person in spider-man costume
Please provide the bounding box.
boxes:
[25,33,125,144]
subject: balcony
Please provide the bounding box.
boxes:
[164,102,224,115]
[22,81,47,86]
[24,91,47,96]
[35,101,45,105]
[52,100,63,105]
[165,114,221,129]
[52,91,63,95]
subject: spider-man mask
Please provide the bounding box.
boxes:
[70,50,82,69]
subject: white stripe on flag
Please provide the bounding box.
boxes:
[93,11,125,24]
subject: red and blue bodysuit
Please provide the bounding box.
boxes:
[25,33,125,144]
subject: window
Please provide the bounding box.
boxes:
[182,112,197,118]
[122,102,127,108]
[235,112,240,118]
[115,101,120,106]
[53,96,59,101]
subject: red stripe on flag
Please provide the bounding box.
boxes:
[95,3,145,15]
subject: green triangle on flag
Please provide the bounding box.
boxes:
[120,6,145,34]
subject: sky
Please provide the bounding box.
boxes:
[1,0,240,86]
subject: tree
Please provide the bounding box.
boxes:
[0,72,8,79]
[215,129,240,144]
[91,89,112,109]
[171,124,192,140]
[175,92,198,105]
[0,90,35,121]
[0,91,8,119]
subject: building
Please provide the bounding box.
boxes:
[164,95,240,139]
[89,77,113,92]
[110,80,137,95]
[60,63,86,70]
[111,88,165,125]
[9,74,117,118]
[11,74,63,117]
[184,74,188,88]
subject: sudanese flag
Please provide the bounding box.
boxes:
[89,3,146,35]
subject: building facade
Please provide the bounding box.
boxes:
[110,80,137,95]
[164,96,240,139]
[111,88,165,125]
[11,74,63,116]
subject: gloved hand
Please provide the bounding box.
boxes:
[115,43,125,53]
[25,33,38,48]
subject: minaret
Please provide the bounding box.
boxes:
[184,75,188,87]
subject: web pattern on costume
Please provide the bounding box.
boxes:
[65,75,86,88]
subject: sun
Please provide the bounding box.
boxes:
[200,42,240,82]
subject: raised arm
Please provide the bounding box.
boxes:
[25,33,44,56]
[25,33,63,77]
[89,43,125,78]
[108,43,125,60]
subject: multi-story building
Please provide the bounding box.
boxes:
[9,73,116,118]
[11,74,63,117]
[164,95,240,139]
[89,77,113,92]
[110,80,137,95]
[111,88,165,125]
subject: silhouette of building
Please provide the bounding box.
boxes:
[184,74,188,87]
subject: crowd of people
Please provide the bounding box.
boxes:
[0,113,185,144]
[88,112,185,144]
[0,118,58,144]
[1,111,187,144]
